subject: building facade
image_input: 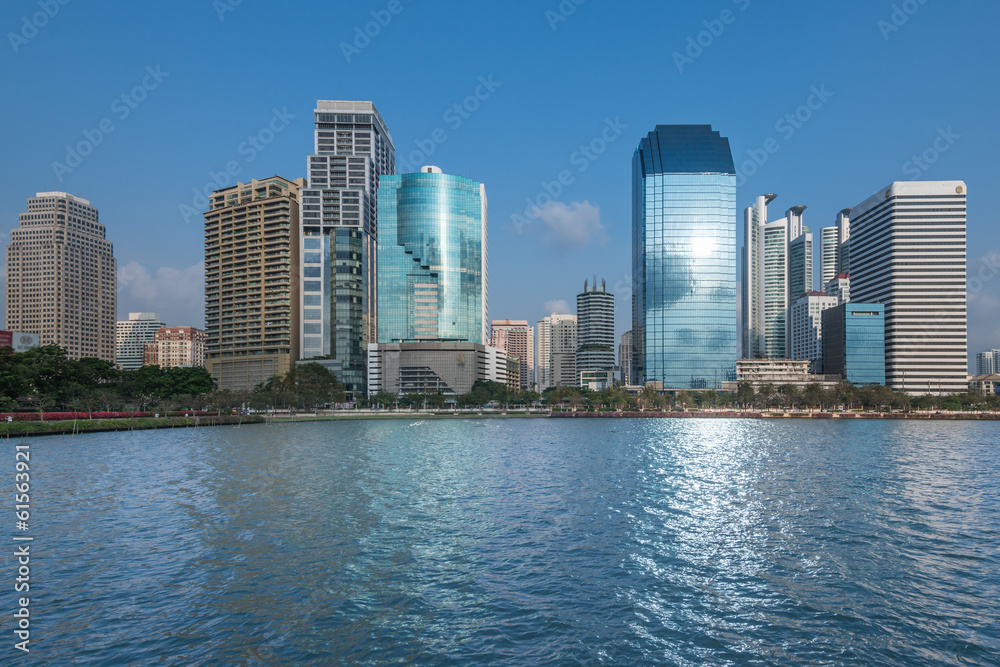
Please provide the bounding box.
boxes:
[975,350,999,376]
[619,330,633,386]
[376,166,487,345]
[736,358,840,389]
[5,192,116,361]
[366,342,505,397]
[204,176,303,390]
[790,293,839,373]
[536,313,577,390]
[634,125,737,388]
[848,181,967,394]
[576,276,615,378]
[299,101,395,399]
[822,303,886,386]
[820,226,839,287]
[824,273,850,305]
[116,312,166,370]
[144,326,206,368]
[491,320,534,390]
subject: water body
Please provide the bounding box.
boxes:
[18,419,1000,665]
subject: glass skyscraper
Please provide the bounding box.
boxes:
[376,166,487,344]
[822,303,886,386]
[632,125,737,389]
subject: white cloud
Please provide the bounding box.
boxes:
[534,200,606,253]
[117,260,204,327]
[543,299,572,315]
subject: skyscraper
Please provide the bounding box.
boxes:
[820,226,838,287]
[300,100,394,398]
[5,192,116,361]
[204,176,303,390]
[376,166,487,345]
[619,330,633,386]
[491,320,534,390]
[536,313,577,390]
[742,195,811,360]
[849,181,967,394]
[633,125,737,388]
[116,312,166,370]
[823,303,886,386]
[576,276,615,380]
[975,350,999,376]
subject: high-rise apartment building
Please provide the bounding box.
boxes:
[376,166,487,345]
[824,273,850,305]
[835,208,851,275]
[619,330,633,386]
[820,226,838,287]
[299,100,394,399]
[976,350,999,376]
[116,312,165,370]
[849,181,967,394]
[790,292,838,373]
[742,195,811,360]
[204,176,303,390]
[491,320,534,390]
[823,303,886,386]
[633,125,737,388]
[144,326,206,368]
[576,276,615,381]
[5,192,116,361]
[536,313,577,390]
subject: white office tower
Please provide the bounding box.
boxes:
[790,293,839,373]
[742,194,811,360]
[835,208,850,275]
[849,181,967,394]
[824,274,850,305]
[116,312,166,370]
[820,227,838,286]
[299,101,394,399]
[536,313,577,390]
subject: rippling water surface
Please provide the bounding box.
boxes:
[14,418,1000,664]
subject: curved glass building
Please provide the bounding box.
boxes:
[632,125,737,389]
[376,166,487,344]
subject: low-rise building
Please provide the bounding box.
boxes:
[969,373,1000,396]
[367,342,507,397]
[736,358,841,389]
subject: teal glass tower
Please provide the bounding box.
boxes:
[376,166,487,344]
[632,125,738,388]
[822,303,886,386]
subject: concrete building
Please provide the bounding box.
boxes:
[366,342,506,396]
[822,303,886,386]
[116,312,165,370]
[491,320,534,390]
[820,226,839,287]
[144,326,206,368]
[824,273,850,305]
[536,313,577,390]
[300,101,395,399]
[204,176,304,390]
[619,330,633,386]
[736,358,841,390]
[975,350,999,376]
[969,373,1000,396]
[849,181,967,394]
[5,192,116,361]
[635,125,737,388]
[790,293,839,373]
[576,276,615,377]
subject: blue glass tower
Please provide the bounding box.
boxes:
[632,125,738,389]
[822,303,886,386]
[376,166,487,344]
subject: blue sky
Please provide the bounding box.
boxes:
[2,0,998,369]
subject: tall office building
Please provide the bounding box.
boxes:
[849,181,967,394]
[790,292,838,373]
[576,275,615,379]
[742,195,811,360]
[144,326,206,368]
[204,176,303,390]
[820,226,838,287]
[5,192,116,361]
[116,312,165,370]
[835,208,851,275]
[376,166,487,345]
[536,313,577,390]
[300,100,394,399]
[633,125,737,388]
[823,303,886,386]
[976,350,999,376]
[491,320,534,390]
[619,330,633,386]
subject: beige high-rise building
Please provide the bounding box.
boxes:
[536,313,577,390]
[204,176,304,390]
[144,326,206,368]
[5,192,116,362]
[490,320,534,389]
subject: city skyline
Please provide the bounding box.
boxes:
[2,1,998,372]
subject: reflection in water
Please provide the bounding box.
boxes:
[25,418,1000,665]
